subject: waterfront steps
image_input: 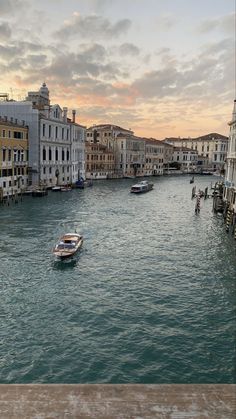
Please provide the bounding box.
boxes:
[0,384,235,418]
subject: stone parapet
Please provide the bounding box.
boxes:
[0,384,235,418]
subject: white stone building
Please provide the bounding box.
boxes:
[0,83,85,187]
[224,100,236,208]
[165,133,228,172]
[69,112,86,182]
[172,146,198,172]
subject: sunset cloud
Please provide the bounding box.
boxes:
[54,13,132,41]
[0,0,234,138]
[197,12,235,34]
[0,22,11,40]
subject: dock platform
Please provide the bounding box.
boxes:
[0,384,235,418]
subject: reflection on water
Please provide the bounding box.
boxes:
[0,175,235,384]
[53,258,77,270]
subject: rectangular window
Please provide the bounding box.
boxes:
[49,125,51,137]
[13,131,23,139]
[43,124,45,136]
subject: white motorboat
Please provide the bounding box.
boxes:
[61,186,72,192]
[53,233,83,260]
[52,186,61,192]
[130,180,154,194]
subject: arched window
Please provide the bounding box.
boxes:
[43,147,46,161]
[49,147,52,161]
[62,149,65,161]
[67,149,70,161]
[55,148,58,161]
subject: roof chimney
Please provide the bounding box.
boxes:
[72,109,76,123]
[232,99,236,123]
[63,107,68,122]
[229,99,236,126]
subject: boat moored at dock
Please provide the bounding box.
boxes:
[61,186,72,192]
[74,178,93,189]
[52,186,61,192]
[130,180,153,194]
[32,189,48,197]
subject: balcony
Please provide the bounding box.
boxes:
[1,161,12,168]
[13,161,28,167]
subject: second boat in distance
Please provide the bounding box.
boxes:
[130,180,154,194]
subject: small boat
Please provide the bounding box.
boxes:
[200,171,213,175]
[190,176,194,184]
[32,189,48,197]
[52,186,61,192]
[61,186,72,192]
[22,190,33,196]
[130,180,153,194]
[75,178,93,189]
[53,233,83,260]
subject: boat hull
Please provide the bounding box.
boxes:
[130,188,153,193]
[130,185,153,193]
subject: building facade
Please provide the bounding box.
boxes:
[0,83,86,187]
[144,139,164,176]
[86,124,133,178]
[85,142,115,179]
[40,104,71,187]
[165,133,228,172]
[224,100,236,209]
[70,116,86,183]
[115,134,146,177]
[172,146,198,172]
[0,117,28,199]
[162,142,174,173]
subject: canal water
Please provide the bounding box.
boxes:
[0,175,235,384]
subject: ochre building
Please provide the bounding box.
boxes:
[0,117,28,199]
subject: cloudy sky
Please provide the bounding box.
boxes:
[0,0,235,138]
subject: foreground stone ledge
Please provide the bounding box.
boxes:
[0,384,235,418]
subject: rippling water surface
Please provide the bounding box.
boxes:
[0,175,235,383]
